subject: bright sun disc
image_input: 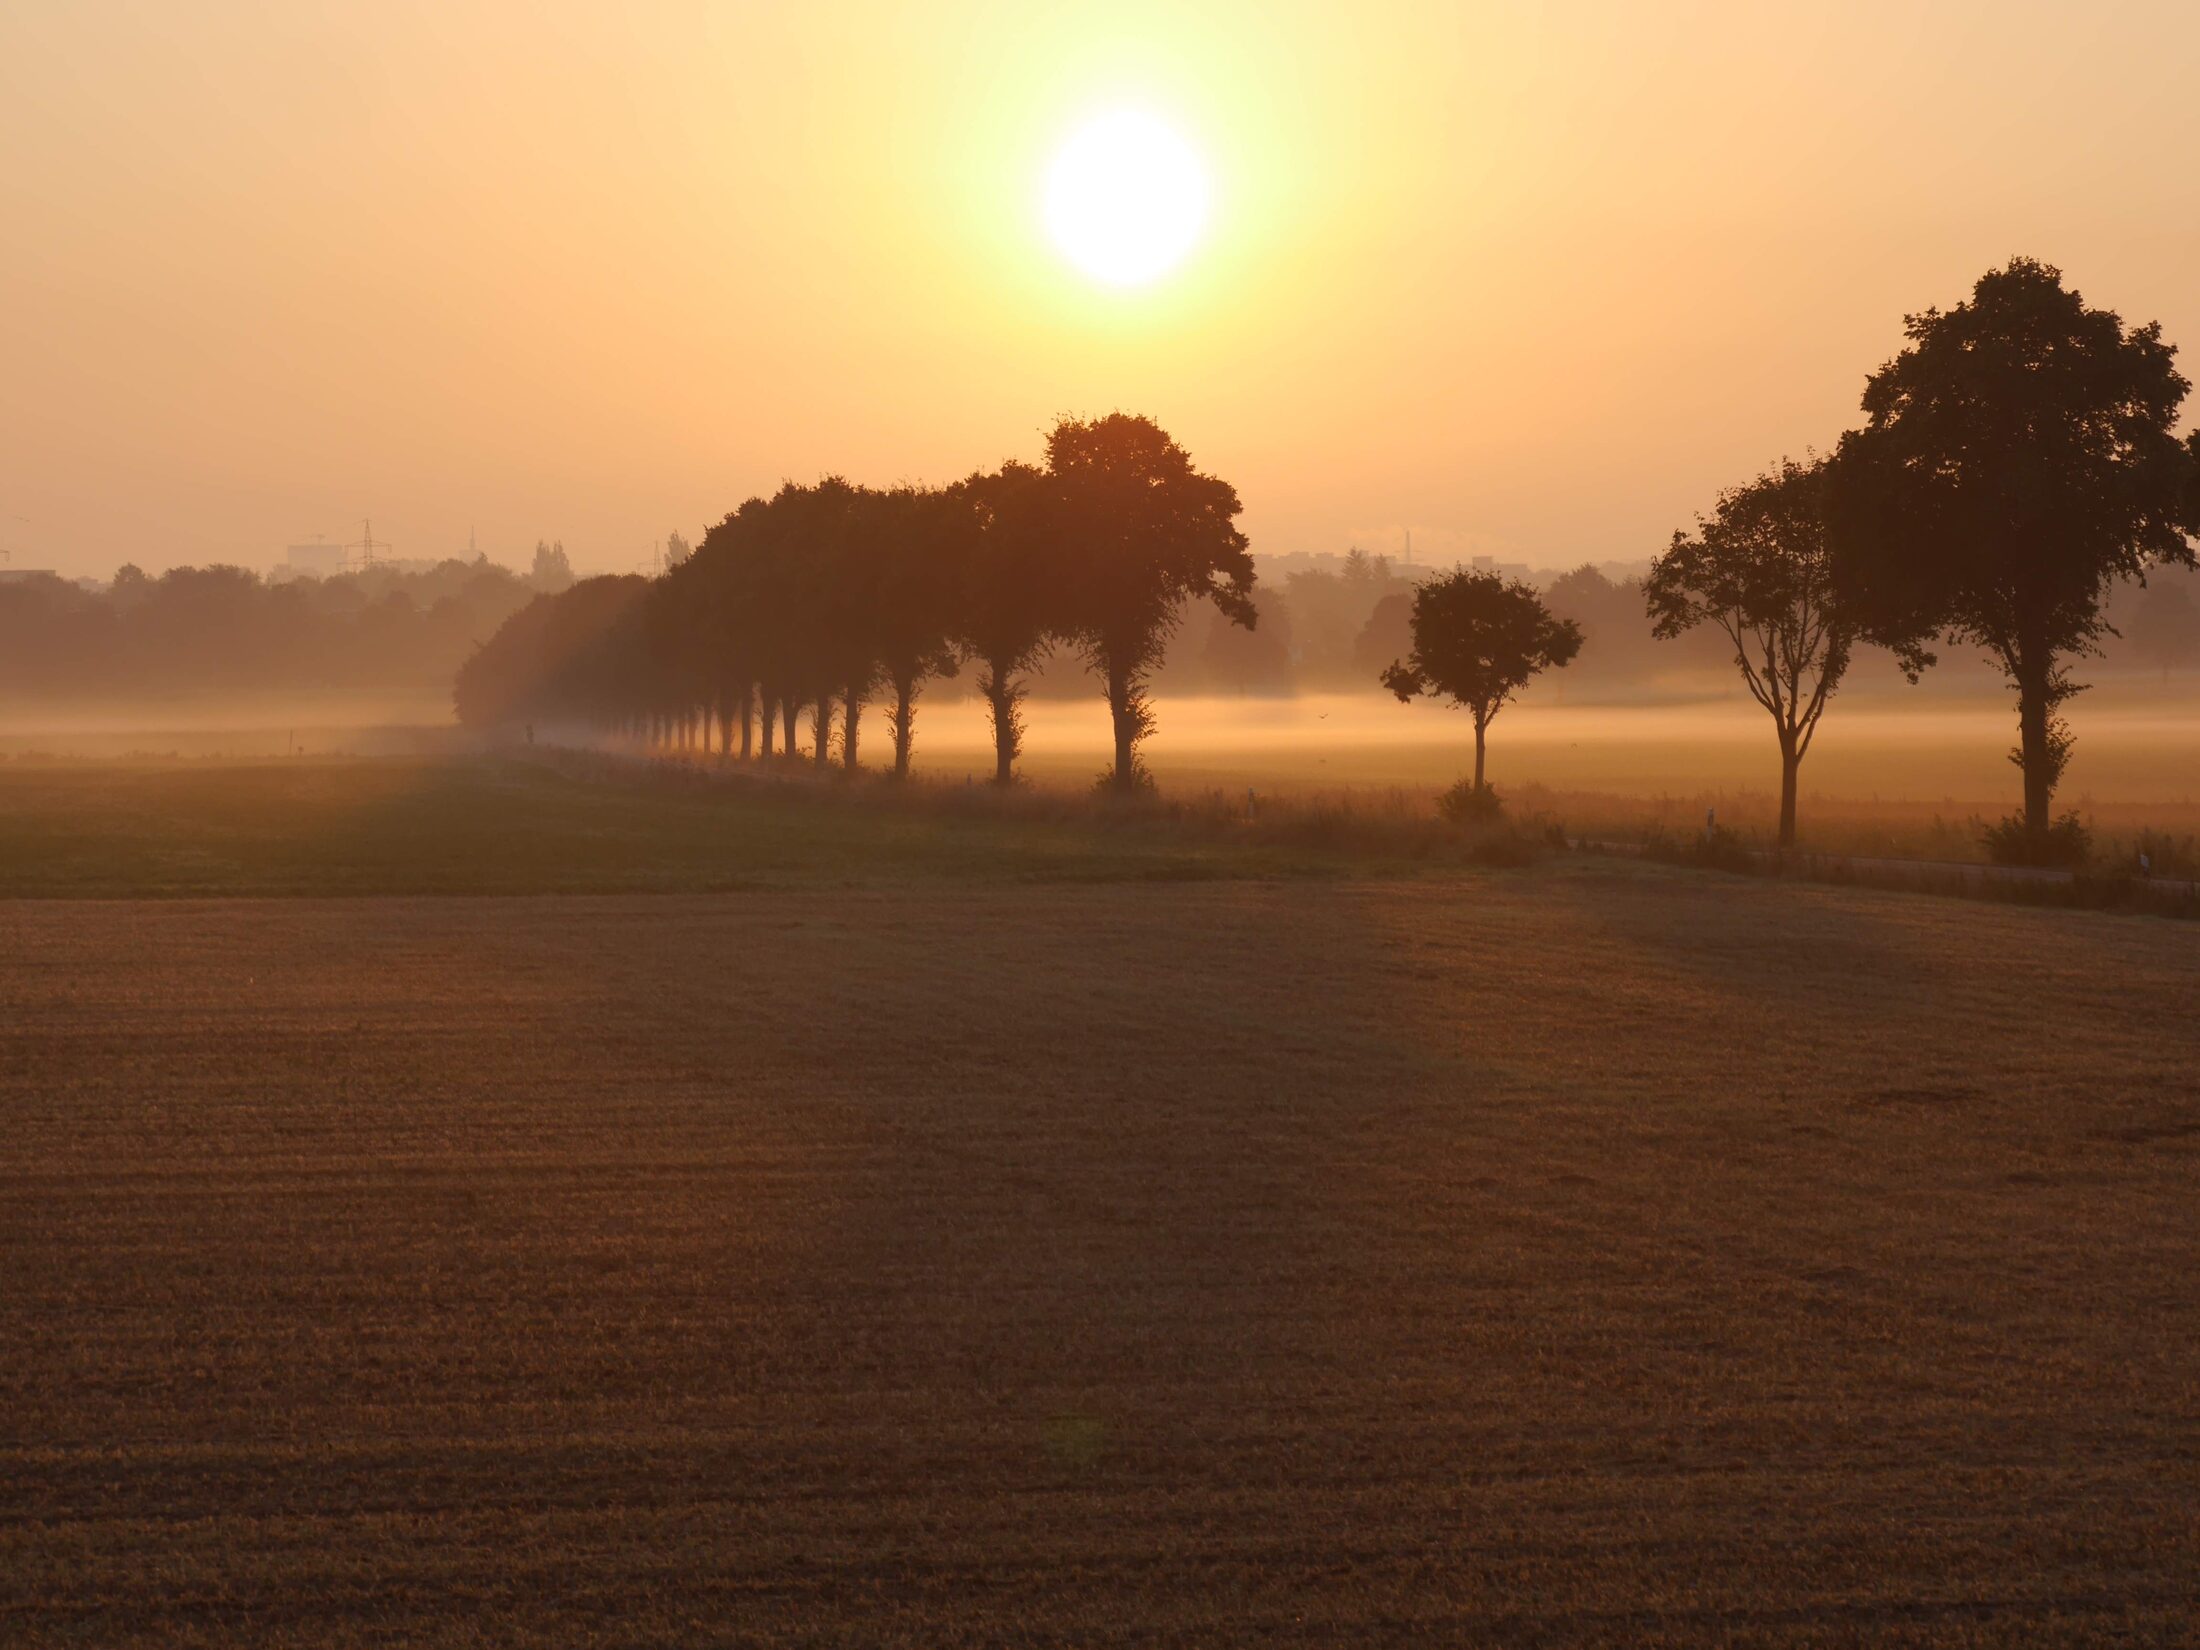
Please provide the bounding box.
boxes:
[1044,111,1209,287]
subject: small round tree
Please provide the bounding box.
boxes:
[1380,568,1581,797]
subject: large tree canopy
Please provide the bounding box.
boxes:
[1647,456,1849,846]
[1047,413,1255,792]
[1827,257,2194,850]
[952,460,1065,785]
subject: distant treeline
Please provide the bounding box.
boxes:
[9,540,2188,719]
[0,552,572,702]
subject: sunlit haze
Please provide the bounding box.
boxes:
[6,1,2199,579]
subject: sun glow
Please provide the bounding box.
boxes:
[1043,110,1211,287]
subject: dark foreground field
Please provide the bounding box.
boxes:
[4,831,2198,1647]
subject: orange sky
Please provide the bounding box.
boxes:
[4,1,2198,581]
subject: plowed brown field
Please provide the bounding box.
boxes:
[4,867,2197,1645]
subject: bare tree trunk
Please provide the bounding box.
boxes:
[1106,657,1138,793]
[759,695,776,757]
[891,672,917,779]
[811,695,833,768]
[1472,716,1487,791]
[842,686,862,773]
[1777,726,1800,847]
[2015,647,2053,842]
[983,664,1020,785]
[737,684,753,759]
[781,699,798,754]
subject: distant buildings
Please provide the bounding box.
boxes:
[283,542,348,578]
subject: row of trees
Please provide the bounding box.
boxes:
[1643,258,2200,851]
[457,415,1256,791]
[0,557,549,701]
[460,261,2197,852]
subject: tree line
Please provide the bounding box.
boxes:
[457,414,1254,792]
[0,556,562,703]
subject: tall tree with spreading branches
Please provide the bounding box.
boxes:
[1647,456,1850,846]
[1828,258,2194,855]
[867,485,963,778]
[953,462,1062,785]
[1047,414,1255,793]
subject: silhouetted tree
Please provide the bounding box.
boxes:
[1647,456,1849,846]
[864,486,962,778]
[1828,259,2195,852]
[1353,590,1413,678]
[953,461,1063,785]
[1380,568,1581,791]
[530,540,575,593]
[1048,414,1255,792]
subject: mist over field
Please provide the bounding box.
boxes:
[5,553,2194,839]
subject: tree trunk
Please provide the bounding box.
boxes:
[984,666,1018,785]
[842,687,862,773]
[1472,716,1487,791]
[1777,728,1800,848]
[891,674,917,779]
[811,695,833,768]
[781,699,797,754]
[1106,657,1137,793]
[737,685,753,759]
[2015,650,2053,841]
[759,696,776,757]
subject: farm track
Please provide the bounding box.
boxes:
[3,872,2198,1646]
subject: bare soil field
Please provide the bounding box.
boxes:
[4,864,2197,1646]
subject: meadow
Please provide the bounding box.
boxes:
[2,753,2197,1645]
[17,673,2197,857]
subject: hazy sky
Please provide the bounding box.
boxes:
[4,0,2198,580]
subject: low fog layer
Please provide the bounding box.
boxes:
[4,550,2195,807]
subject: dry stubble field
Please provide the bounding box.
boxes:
[2,785,2198,1645]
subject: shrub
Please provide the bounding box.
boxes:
[1091,760,1158,799]
[1436,780,1505,826]
[1981,812,2092,868]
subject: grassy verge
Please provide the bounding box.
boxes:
[0,753,1557,898]
[1615,826,2200,918]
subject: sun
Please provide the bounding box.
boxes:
[1044,110,1210,288]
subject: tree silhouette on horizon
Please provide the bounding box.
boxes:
[1046,414,1255,793]
[1648,456,1850,847]
[1380,568,1580,794]
[1829,258,2195,856]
